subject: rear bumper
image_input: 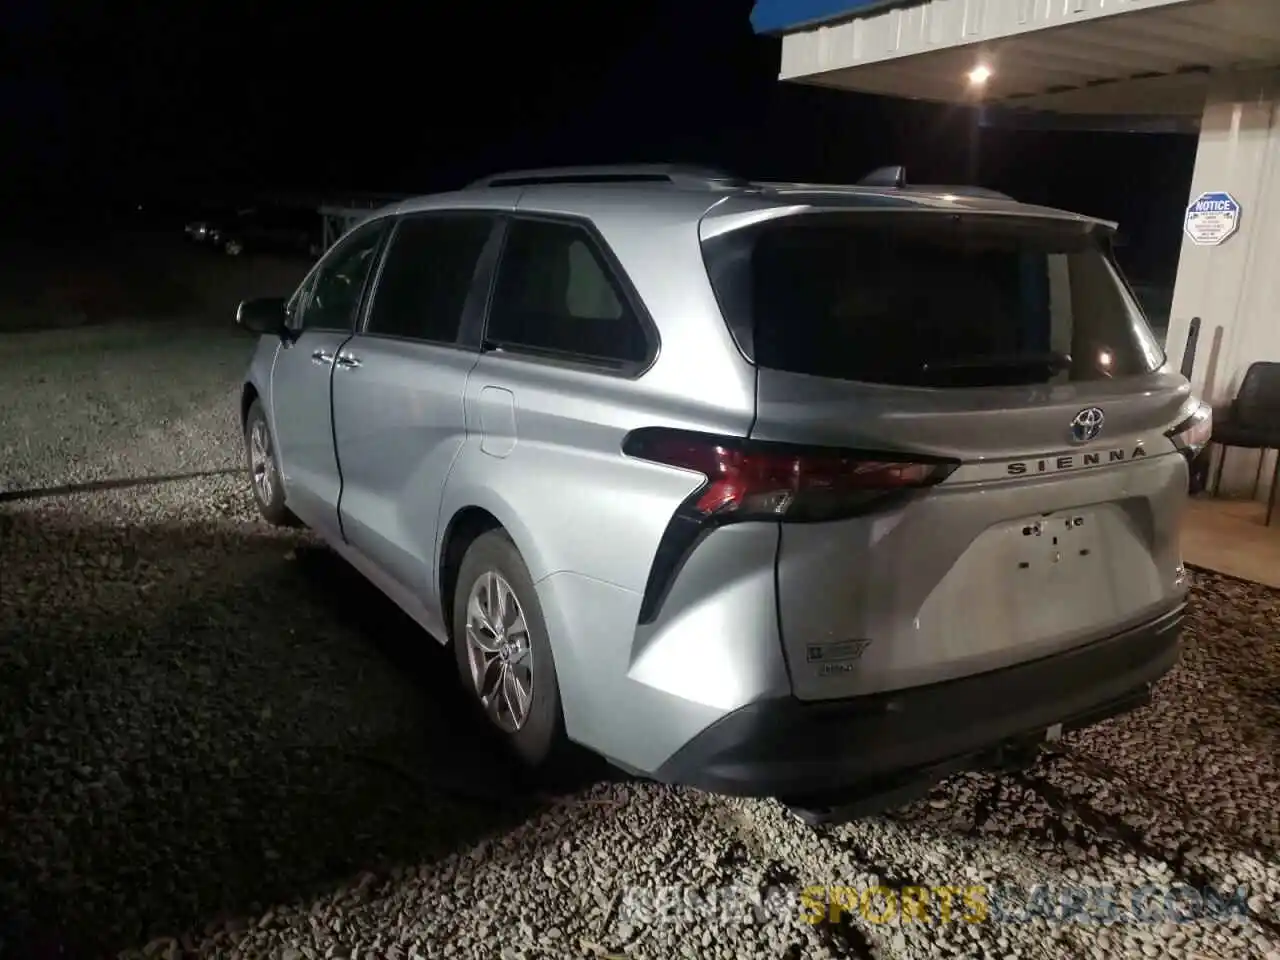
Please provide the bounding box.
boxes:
[653,604,1184,801]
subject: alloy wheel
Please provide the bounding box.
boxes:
[249,420,274,505]
[464,570,534,733]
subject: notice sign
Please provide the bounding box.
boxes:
[1184,191,1241,246]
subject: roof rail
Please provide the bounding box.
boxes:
[466,163,748,190]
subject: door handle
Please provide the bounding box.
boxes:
[311,349,335,366]
[335,352,362,369]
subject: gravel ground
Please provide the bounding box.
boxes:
[0,324,254,493]
[3,323,1280,960]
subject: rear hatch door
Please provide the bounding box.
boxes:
[701,201,1193,700]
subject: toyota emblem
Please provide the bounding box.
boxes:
[1069,407,1105,444]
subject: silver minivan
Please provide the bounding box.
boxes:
[237,165,1210,819]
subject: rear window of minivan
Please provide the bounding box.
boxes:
[701,211,1165,389]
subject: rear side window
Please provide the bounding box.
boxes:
[486,218,649,368]
[702,212,1165,388]
[365,213,494,344]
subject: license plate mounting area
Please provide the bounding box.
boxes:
[1015,512,1096,572]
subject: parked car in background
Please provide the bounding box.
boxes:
[184,215,224,244]
[218,205,323,259]
[234,164,1209,822]
[183,204,237,246]
[184,204,322,259]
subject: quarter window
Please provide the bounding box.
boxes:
[486,219,648,367]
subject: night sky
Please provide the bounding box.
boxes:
[3,0,1195,282]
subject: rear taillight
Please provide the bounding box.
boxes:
[626,428,958,624]
[1165,401,1212,461]
[623,428,958,524]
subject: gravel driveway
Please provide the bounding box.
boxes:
[2,322,1280,960]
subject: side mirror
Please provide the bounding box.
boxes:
[236,297,289,338]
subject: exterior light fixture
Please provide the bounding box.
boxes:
[968,64,992,86]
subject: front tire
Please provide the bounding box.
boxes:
[452,530,567,769]
[244,399,295,527]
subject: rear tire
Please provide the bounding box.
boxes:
[244,399,297,527]
[452,530,567,770]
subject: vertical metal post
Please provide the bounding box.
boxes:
[1183,317,1211,495]
[1180,316,1201,380]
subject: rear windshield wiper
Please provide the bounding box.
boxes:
[920,351,1071,374]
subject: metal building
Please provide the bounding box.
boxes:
[754,0,1280,503]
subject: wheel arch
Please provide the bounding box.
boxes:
[436,495,552,645]
[240,382,260,427]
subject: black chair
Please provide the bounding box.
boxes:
[1210,360,1280,526]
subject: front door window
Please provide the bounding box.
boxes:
[294,222,386,333]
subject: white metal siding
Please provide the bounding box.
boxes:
[779,0,1200,77]
[1166,67,1280,502]
[778,0,1280,114]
